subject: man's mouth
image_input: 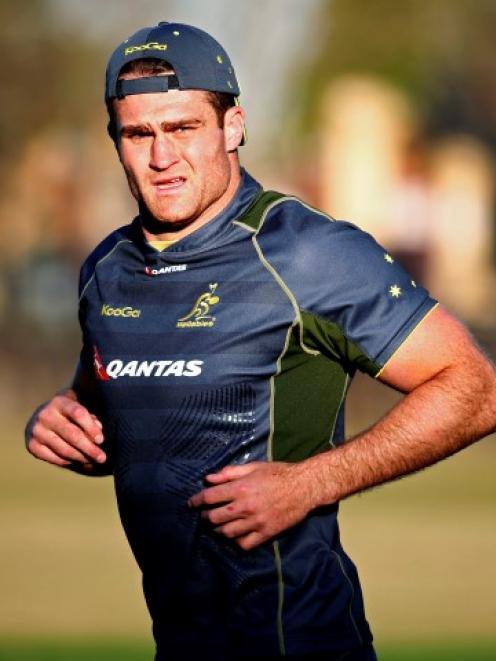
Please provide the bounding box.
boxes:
[153,177,186,193]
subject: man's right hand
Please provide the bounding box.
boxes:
[26,390,107,469]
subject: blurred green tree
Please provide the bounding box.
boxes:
[0,0,104,186]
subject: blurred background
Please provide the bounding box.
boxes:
[1,0,495,659]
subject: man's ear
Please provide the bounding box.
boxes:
[224,105,246,152]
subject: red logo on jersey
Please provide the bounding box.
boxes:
[93,345,111,381]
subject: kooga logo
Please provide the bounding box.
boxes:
[101,304,141,318]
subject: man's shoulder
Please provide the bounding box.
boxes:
[79,222,135,298]
[252,192,374,261]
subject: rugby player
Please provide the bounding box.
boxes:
[25,21,496,660]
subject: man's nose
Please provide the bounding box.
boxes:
[149,134,179,170]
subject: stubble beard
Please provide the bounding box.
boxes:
[129,169,232,236]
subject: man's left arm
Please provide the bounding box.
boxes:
[189,306,496,549]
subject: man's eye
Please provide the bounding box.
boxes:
[128,130,152,140]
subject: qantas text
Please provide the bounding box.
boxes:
[104,359,203,379]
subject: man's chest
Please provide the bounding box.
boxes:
[81,240,295,388]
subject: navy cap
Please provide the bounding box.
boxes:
[105,21,240,101]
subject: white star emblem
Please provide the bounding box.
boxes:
[411,280,417,288]
[384,253,394,264]
[389,284,402,298]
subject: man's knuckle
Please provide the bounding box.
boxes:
[203,492,215,505]
[63,426,84,447]
[252,513,264,528]
[244,499,256,515]
[237,538,252,551]
[52,395,65,409]
[31,421,42,438]
[239,504,250,517]
[37,407,51,425]
[27,438,40,457]
[203,509,214,523]
[208,510,220,524]
[57,422,74,445]
[72,405,87,421]
[238,484,250,497]
[44,430,59,447]
[66,402,80,417]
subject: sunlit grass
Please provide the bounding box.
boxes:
[1,639,496,660]
[0,639,153,661]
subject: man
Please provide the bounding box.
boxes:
[25,21,496,661]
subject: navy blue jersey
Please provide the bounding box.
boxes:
[77,170,437,658]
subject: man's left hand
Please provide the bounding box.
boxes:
[188,461,317,550]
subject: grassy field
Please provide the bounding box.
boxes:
[1,639,496,660]
[1,373,495,659]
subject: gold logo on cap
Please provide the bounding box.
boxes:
[124,42,168,56]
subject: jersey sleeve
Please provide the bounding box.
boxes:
[257,200,438,376]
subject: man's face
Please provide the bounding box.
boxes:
[114,89,239,227]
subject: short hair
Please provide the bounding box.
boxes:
[107,58,236,142]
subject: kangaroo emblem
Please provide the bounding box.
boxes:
[177,283,220,325]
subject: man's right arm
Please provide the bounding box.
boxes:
[25,362,110,475]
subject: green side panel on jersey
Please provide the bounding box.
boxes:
[300,311,380,377]
[236,190,287,230]
[271,312,381,463]
[271,327,351,462]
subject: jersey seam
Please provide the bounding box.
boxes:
[79,239,133,302]
[328,373,350,449]
[374,300,439,378]
[233,219,257,232]
[233,195,336,233]
[267,322,295,656]
[267,322,295,462]
[330,550,364,647]
[301,308,380,375]
[273,541,286,656]
[291,197,336,223]
[247,196,322,356]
